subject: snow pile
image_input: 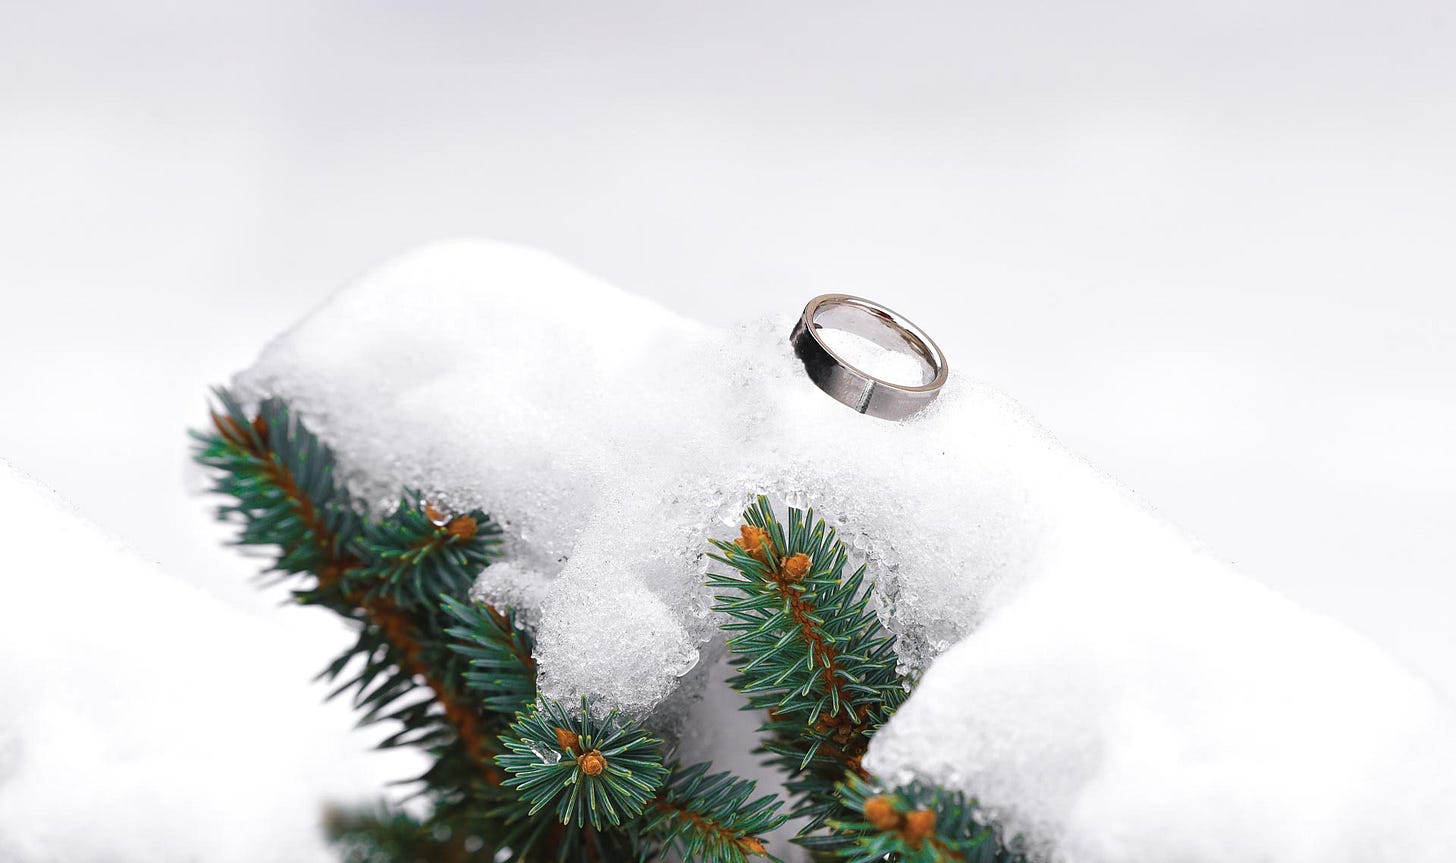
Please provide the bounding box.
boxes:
[0,463,410,862]
[236,239,1456,862]
[864,514,1456,862]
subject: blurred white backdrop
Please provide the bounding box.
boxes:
[1,0,1452,709]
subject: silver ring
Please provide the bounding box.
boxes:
[789,294,949,420]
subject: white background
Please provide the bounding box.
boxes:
[1,0,1452,708]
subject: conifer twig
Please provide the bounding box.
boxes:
[832,777,1021,863]
[707,497,906,842]
[640,761,787,862]
[207,400,499,772]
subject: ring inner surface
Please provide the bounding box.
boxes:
[811,300,936,384]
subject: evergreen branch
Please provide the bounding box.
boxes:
[324,803,489,863]
[193,388,360,579]
[350,594,497,773]
[352,492,502,607]
[638,761,788,863]
[825,777,1022,863]
[707,497,906,834]
[423,784,634,863]
[498,698,670,830]
[192,389,506,784]
[443,595,538,716]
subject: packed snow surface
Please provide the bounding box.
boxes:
[237,240,1456,862]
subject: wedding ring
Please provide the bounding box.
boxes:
[789,294,949,420]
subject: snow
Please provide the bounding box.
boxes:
[864,521,1456,863]
[0,462,416,862]
[235,239,1456,862]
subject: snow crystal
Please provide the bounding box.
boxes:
[468,560,553,630]
[235,239,1456,862]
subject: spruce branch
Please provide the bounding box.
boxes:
[325,803,487,863]
[352,493,501,607]
[707,497,905,835]
[443,595,538,716]
[638,761,788,863]
[827,777,1021,863]
[194,388,361,580]
[481,802,634,863]
[498,698,670,830]
[191,389,506,786]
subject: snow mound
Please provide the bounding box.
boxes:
[236,239,1456,862]
[864,514,1456,863]
[0,462,407,862]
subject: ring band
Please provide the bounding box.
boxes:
[789,294,949,420]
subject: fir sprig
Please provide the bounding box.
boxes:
[352,493,502,607]
[324,804,482,863]
[192,388,360,579]
[192,389,514,824]
[639,761,788,862]
[443,595,538,716]
[498,698,671,830]
[829,777,1020,863]
[707,497,906,837]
